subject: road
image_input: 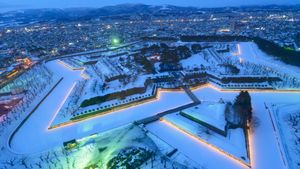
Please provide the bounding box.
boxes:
[136,102,198,125]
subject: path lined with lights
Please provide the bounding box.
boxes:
[6,58,300,169]
[159,118,251,168]
[9,61,84,153]
[9,60,193,154]
[146,86,300,169]
[264,103,290,169]
[146,119,247,169]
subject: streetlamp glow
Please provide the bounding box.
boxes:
[112,38,120,45]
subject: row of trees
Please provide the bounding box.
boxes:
[80,79,152,107]
[0,64,54,133]
[286,112,300,161]
[58,80,87,119]
[0,64,61,169]
[253,37,300,67]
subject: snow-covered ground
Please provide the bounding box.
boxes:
[6,69,300,168]
[194,86,300,169]
[181,102,227,132]
[10,60,192,154]
[180,52,208,68]
[2,41,300,169]
[10,60,83,153]
[271,104,300,169]
[238,42,300,79]
[11,88,191,153]
[146,121,245,169]
[4,123,192,169]
[144,85,300,169]
[82,74,151,100]
[162,112,249,164]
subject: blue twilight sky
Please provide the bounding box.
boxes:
[0,0,299,12]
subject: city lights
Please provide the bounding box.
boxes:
[1,2,299,169]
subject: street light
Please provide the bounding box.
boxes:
[112,38,120,45]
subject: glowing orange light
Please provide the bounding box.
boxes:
[160,118,251,168]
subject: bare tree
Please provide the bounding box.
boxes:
[4,158,17,167]
[20,157,29,169]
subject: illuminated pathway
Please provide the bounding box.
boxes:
[146,120,245,169]
[9,61,83,153]
[9,60,192,154]
[7,59,300,169]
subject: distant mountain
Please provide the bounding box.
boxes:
[0,4,201,25]
[0,3,299,27]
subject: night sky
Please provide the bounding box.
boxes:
[0,0,299,12]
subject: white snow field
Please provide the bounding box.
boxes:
[10,60,83,153]
[10,60,192,154]
[3,41,300,169]
[7,63,300,169]
[146,86,300,169]
[181,102,227,132]
[271,104,300,169]
[238,42,300,79]
[146,120,244,169]
[162,112,249,165]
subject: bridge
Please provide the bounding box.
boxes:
[136,102,199,125]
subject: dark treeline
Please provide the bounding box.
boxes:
[252,37,300,66]
[180,35,300,67]
[220,76,281,84]
[80,87,146,107]
[80,79,152,107]
[180,35,250,42]
[184,72,281,84]
[296,33,300,47]
[141,36,178,41]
